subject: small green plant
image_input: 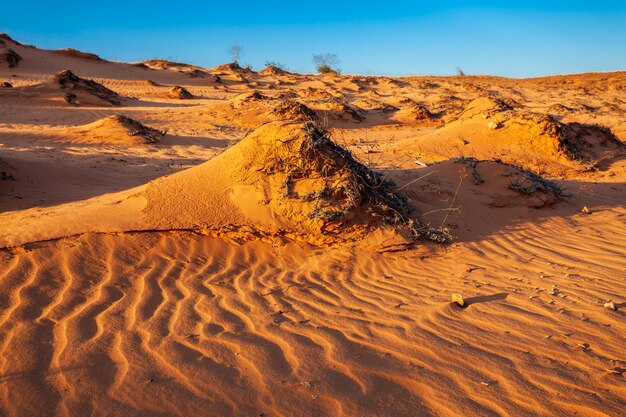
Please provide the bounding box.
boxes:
[312,53,340,74]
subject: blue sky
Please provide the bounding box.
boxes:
[2,1,625,77]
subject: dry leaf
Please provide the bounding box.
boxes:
[451,293,465,307]
[604,302,616,310]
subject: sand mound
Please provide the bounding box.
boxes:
[142,121,444,246]
[167,85,193,99]
[394,96,625,174]
[259,65,292,76]
[558,122,625,168]
[212,62,253,75]
[458,96,515,118]
[0,122,447,249]
[54,48,102,61]
[298,87,339,100]
[268,101,318,122]
[395,103,437,123]
[230,90,272,107]
[350,98,398,113]
[0,48,22,68]
[207,73,221,83]
[71,115,165,145]
[45,69,122,106]
[142,59,206,75]
[313,98,365,122]
[1,82,12,88]
[408,104,436,120]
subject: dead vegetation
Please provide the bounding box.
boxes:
[455,157,569,199]
[257,122,450,242]
[108,115,165,143]
[53,69,122,105]
[268,101,319,122]
[558,122,625,169]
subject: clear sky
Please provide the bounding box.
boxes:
[2,1,625,77]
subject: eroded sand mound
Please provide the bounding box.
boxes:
[311,97,365,122]
[230,90,270,106]
[0,48,22,68]
[25,70,122,106]
[395,102,438,124]
[142,59,209,78]
[70,115,165,145]
[0,122,447,249]
[167,85,193,99]
[350,97,399,113]
[259,65,292,76]
[393,96,625,175]
[142,121,444,246]
[267,100,318,122]
[212,62,252,74]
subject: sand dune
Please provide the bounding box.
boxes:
[390,97,625,176]
[1,218,624,416]
[69,115,165,145]
[0,35,625,417]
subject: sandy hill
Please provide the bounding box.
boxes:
[390,97,625,175]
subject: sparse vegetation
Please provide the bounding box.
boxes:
[265,61,287,70]
[455,157,569,198]
[260,120,450,242]
[313,53,340,74]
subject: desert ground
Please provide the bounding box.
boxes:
[0,34,625,416]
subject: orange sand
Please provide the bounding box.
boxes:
[1,35,625,416]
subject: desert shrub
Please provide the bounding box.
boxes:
[265,61,287,70]
[313,53,340,74]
